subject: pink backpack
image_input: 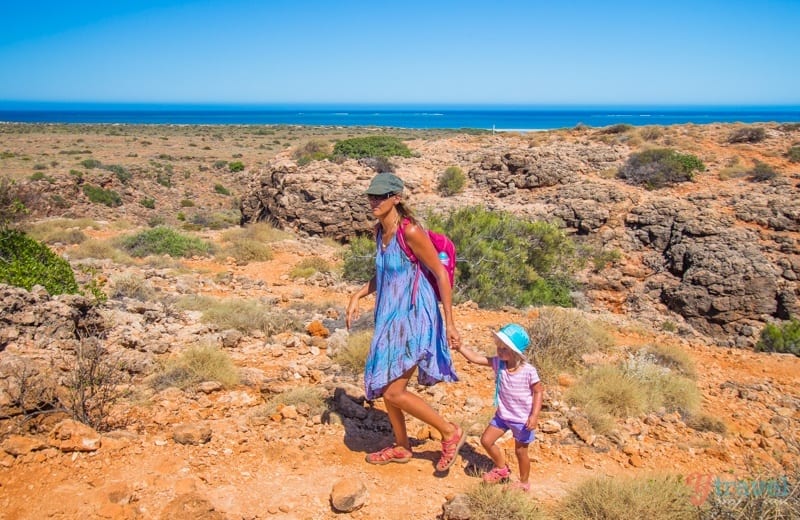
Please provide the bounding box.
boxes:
[396,218,456,303]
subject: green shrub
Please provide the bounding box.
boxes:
[213,160,228,169]
[140,197,155,209]
[618,148,705,189]
[228,161,245,172]
[437,166,466,196]
[180,199,195,207]
[0,176,28,227]
[104,164,131,183]
[341,235,377,283]
[333,136,413,159]
[221,222,292,243]
[0,229,78,294]
[748,160,779,182]
[756,317,800,356]
[119,226,212,258]
[556,474,696,520]
[778,123,800,132]
[599,123,633,134]
[150,343,239,391]
[290,257,332,279]
[82,184,122,207]
[728,127,766,143]
[787,146,800,163]
[80,158,102,169]
[428,207,577,308]
[214,183,231,195]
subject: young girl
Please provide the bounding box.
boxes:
[453,323,543,491]
[346,172,465,473]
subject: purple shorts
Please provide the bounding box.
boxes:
[490,414,535,444]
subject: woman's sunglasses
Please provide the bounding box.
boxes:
[367,193,395,202]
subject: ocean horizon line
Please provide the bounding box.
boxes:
[1,102,798,130]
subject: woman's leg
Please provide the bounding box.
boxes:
[382,367,456,440]
[384,399,409,449]
[515,440,531,483]
[480,425,507,469]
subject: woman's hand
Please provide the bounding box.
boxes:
[447,325,461,350]
[346,295,360,330]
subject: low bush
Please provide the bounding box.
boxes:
[150,343,239,391]
[119,226,212,258]
[598,123,633,134]
[333,136,413,159]
[0,229,79,294]
[748,160,779,182]
[293,140,331,165]
[341,235,377,283]
[787,146,800,163]
[0,176,28,226]
[23,218,96,245]
[639,126,663,141]
[528,308,614,383]
[428,207,578,308]
[70,239,132,263]
[463,483,545,519]
[176,295,300,336]
[214,183,231,195]
[728,127,767,143]
[189,210,240,230]
[140,197,155,209]
[219,238,272,264]
[556,474,696,520]
[221,221,293,244]
[259,387,328,417]
[228,161,245,172]
[618,148,705,189]
[639,343,696,378]
[334,330,373,375]
[290,257,332,279]
[80,158,102,169]
[756,317,800,356]
[685,412,727,434]
[104,164,131,183]
[109,273,155,301]
[82,184,122,207]
[437,165,466,196]
[64,339,130,431]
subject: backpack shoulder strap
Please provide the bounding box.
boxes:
[396,218,418,263]
[396,218,423,306]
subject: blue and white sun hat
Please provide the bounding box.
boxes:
[493,323,531,358]
[492,324,531,406]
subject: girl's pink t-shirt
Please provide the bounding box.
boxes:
[491,357,540,423]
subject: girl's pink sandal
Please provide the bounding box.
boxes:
[435,423,466,472]
[365,445,413,465]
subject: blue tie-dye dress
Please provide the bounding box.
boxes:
[363,230,459,400]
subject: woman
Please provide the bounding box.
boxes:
[346,172,465,472]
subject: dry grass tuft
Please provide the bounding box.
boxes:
[334,330,372,375]
[556,474,697,520]
[528,308,614,383]
[463,482,545,520]
[176,295,300,335]
[150,343,239,391]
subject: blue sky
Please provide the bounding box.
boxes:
[1,0,798,105]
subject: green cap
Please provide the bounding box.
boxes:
[365,172,404,195]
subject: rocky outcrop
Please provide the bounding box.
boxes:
[625,197,792,343]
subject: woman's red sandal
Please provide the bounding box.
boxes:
[435,423,466,472]
[365,445,413,465]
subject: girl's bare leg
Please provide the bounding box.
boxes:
[515,440,530,482]
[480,425,507,469]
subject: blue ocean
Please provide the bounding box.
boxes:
[0,103,798,130]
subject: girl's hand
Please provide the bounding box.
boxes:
[525,414,538,431]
